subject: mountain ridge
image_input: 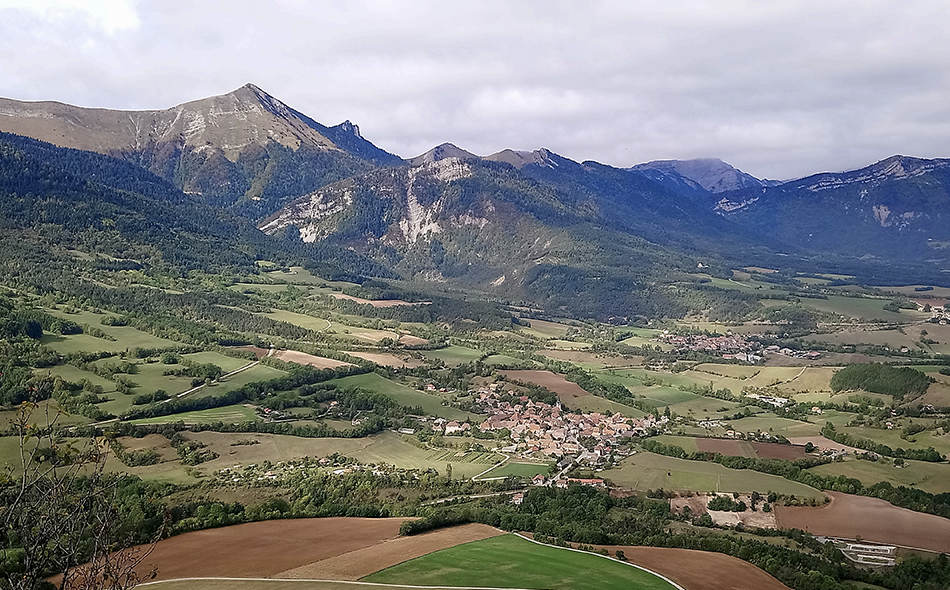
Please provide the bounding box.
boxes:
[0,84,402,217]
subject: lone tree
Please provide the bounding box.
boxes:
[0,397,159,590]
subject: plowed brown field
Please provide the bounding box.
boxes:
[275,523,503,580]
[696,438,755,457]
[608,546,791,590]
[274,350,353,369]
[749,442,806,460]
[135,518,405,581]
[776,491,950,553]
[500,370,591,400]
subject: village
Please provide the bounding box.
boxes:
[468,384,669,466]
[657,331,824,362]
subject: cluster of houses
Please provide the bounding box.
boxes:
[656,331,830,363]
[908,292,950,322]
[658,332,760,356]
[763,345,823,360]
[744,392,790,408]
[474,384,668,465]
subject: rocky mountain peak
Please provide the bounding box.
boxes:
[629,158,773,193]
[408,143,478,167]
[484,148,560,169]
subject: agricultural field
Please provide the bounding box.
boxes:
[255,308,331,332]
[568,395,647,418]
[128,517,407,582]
[418,345,484,366]
[273,349,353,369]
[41,327,176,355]
[500,369,590,399]
[482,354,529,366]
[343,351,426,367]
[477,460,551,479]
[776,492,950,554]
[539,349,644,370]
[229,282,291,294]
[130,404,259,425]
[799,295,929,322]
[875,285,950,298]
[365,534,678,590]
[704,275,780,293]
[606,451,824,498]
[516,318,572,339]
[726,415,822,438]
[808,457,950,495]
[835,422,950,457]
[325,372,476,420]
[586,544,793,590]
[547,339,593,350]
[175,430,500,479]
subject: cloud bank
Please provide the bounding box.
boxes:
[1,0,948,179]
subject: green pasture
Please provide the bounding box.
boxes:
[690,363,762,380]
[130,404,259,425]
[418,345,484,366]
[325,372,476,420]
[187,364,288,398]
[365,534,677,590]
[799,295,928,322]
[182,430,502,479]
[229,283,290,293]
[183,351,252,372]
[352,432,502,478]
[480,461,551,479]
[623,386,699,409]
[812,327,925,351]
[620,334,670,350]
[726,415,821,437]
[808,458,950,495]
[874,285,950,298]
[836,422,950,457]
[483,354,531,366]
[651,434,700,453]
[567,395,647,418]
[517,318,572,338]
[547,340,593,350]
[143,582,417,590]
[33,364,115,392]
[704,276,781,293]
[607,451,823,498]
[674,321,764,335]
[256,308,331,332]
[601,368,704,390]
[262,266,359,288]
[44,308,178,351]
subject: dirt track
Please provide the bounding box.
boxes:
[136,518,406,581]
[275,523,503,580]
[776,491,950,553]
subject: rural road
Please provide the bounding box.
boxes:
[166,347,275,402]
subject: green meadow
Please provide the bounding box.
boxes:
[364,534,677,590]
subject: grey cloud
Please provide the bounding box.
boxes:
[1,0,949,179]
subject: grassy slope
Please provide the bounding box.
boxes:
[607,451,823,499]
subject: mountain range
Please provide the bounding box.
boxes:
[3,83,950,318]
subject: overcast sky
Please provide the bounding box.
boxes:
[1,0,949,180]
